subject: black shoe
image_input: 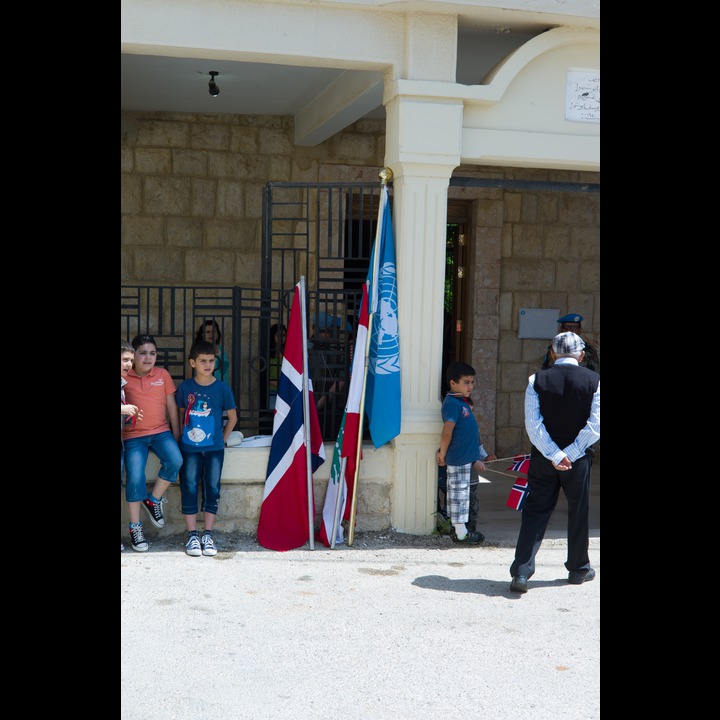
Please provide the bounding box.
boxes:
[510,575,528,593]
[568,568,596,585]
[141,497,166,528]
[452,529,485,544]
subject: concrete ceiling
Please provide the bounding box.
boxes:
[121,26,542,145]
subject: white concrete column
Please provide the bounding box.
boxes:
[383,92,463,533]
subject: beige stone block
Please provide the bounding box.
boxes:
[144,177,192,215]
[500,362,532,393]
[191,179,217,217]
[520,193,539,223]
[559,193,600,225]
[258,127,294,155]
[217,181,245,218]
[472,287,499,315]
[578,263,600,292]
[501,259,555,290]
[173,149,208,176]
[191,123,230,150]
[337,133,377,162]
[496,426,525,459]
[184,250,235,284]
[166,217,204,247]
[498,332,522,363]
[121,147,134,172]
[472,315,499,341]
[244,184,263,219]
[538,194,559,223]
[495,392,510,426]
[473,198,504,228]
[136,120,190,148]
[555,260,582,291]
[573,226,601,260]
[504,192,521,222]
[133,247,184,281]
[512,225,543,257]
[269,155,292,181]
[230,126,259,154]
[122,216,164,246]
[498,292,514,329]
[543,226,571,258]
[135,148,172,174]
[522,338,549,364]
[508,390,527,426]
[121,175,143,214]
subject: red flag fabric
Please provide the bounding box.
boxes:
[257,284,326,551]
[506,476,529,510]
[316,283,369,547]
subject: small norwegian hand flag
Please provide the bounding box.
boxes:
[506,453,531,511]
[506,477,529,511]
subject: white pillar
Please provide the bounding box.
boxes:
[383,93,463,533]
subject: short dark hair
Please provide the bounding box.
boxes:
[131,334,157,350]
[446,361,476,387]
[189,340,216,360]
[121,340,134,354]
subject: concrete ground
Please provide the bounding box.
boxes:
[121,465,600,720]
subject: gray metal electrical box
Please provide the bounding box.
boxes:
[518,308,560,339]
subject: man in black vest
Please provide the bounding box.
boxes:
[510,331,600,593]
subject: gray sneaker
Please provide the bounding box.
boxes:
[185,533,202,557]
[201,532,217,556]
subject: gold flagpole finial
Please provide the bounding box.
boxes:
[378,167,393,185]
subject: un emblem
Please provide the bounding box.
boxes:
[370,261,400,376]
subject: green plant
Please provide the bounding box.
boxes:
[432,511,453,536]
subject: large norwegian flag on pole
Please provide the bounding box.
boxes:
[257,279,326,551]
[364,183,401,448]
[316,282,369,548]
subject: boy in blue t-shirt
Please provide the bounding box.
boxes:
[436,361,495,543]
[176,341,238,557]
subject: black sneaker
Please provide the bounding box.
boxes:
[141,497,166,528]
[452,528,485,544]
[129,524,148,552]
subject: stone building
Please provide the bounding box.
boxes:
[121,0,600,536]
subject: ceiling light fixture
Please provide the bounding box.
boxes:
[208,71,220,97]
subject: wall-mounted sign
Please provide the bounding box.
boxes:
[565,70,600,124]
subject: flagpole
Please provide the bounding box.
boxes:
[348,168,391,546]
[299,276,315,550]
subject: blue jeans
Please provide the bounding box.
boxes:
[123,431,183,503]
[180,450,225,515]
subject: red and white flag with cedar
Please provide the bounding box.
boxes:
[316,282,369,547]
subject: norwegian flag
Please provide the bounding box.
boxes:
[506,453,531,511]
[507,453,530,475]
[506,477,529,511]
[257,282,326,551]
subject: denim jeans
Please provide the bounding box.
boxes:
[179,450,225,515]
[123,431,183,503]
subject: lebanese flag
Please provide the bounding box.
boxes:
[257,283,326,551]
[316,283,369,547]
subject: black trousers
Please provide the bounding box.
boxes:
[510,449,593,578]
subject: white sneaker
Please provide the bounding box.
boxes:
[185,533,202,557]
[201,532,217,556]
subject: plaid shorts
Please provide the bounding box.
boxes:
[446,463,471,524]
